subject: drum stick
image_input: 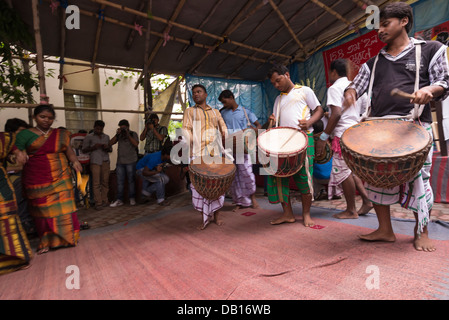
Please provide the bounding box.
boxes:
[391,88,416,100]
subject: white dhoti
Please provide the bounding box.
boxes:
[230,154,256,207]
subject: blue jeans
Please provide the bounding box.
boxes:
[137,169,169,202]
[116,162,136,201]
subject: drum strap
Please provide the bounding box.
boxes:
[241,106,252,128]
[362,43,424,121]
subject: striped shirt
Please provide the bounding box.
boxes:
[182,105,228,158]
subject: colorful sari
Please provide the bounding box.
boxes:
[0,132,33,275]
[16,128,80,251]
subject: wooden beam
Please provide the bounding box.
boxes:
[275,0,344,63]
[135,0,186,90]
[267,0,304,51]
[301,0,391,59]
[89,0,291,60]
[76,7,268,67]
[143,0,152,111]
[91,4,106,72]
[0,103,184,116]
[217,0,272,70]
[309,0,352,27]
[31,0,48,104]
[58,5,67,89]
[176,0,225,62]
[188,0,257,74]
[125,0,146,50]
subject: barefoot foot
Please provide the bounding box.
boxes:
[270,216,296,225]
[303,214,315,227]
[414,234,436,252]
[333,211,359,219]
[357,203,373,216]
[358,229,396,242]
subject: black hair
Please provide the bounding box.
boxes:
[118,119,130,127]
[330,59,348,77]
[192,84,207,94]
[33,104,56,117]
[4,118,30,133]
[380,2,414,33]
[267,64,289,78]
[218,89,235,101]
[94,120,105,128]
[161,143,172,156]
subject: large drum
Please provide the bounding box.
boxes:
[257,127,308,177]
[340,119,432,189]
[189,157,236,200]
[313,136,333,165]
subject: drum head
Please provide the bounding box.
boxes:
[189,157,235,177]
[341,120,431,158]
[258,127,308,155]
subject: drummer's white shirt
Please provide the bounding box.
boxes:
[273,85,321,133]
[326,77,367,138]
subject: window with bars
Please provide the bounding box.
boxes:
[64,92,98,133]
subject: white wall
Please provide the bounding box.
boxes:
[0,58,145,169]
[98,68,144,169]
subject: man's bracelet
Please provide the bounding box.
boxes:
[319,132,330,141]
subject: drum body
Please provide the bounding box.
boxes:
[189,157,236,200]
[313,136,333,165]
[257,127,308,177]
[340,120,432,189]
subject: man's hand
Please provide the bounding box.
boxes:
[298,119,309,131]
[411,87,434,105]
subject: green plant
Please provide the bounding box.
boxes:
[0,0,39,103]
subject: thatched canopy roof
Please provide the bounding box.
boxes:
[11,0,395,81]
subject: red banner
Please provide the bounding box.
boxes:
[415,20,449,43]
[322,30,385,88]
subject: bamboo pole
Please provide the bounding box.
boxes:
[273,0,343,64]
[58,5,67,89]
[31,0,48,104]
[0,103,184,115]
[309,0,352,27]
[134,0,186,90]
[14,56,143,73]
[91,4,106,72]
[143,0,152,111]
[89,0,291,60]
[75,7,267,67]
[176,0,224,62]
[188,0,257,74]
[125,0,146,50]
[267,0,304,51]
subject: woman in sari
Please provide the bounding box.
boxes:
[15,105,83,254]
[0,131,33,274]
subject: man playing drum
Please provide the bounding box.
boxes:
[265,65,324,227]
[182,84,229,230]
[344,2,449,251]
[315,59,372,219]
[219,89,261,211]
